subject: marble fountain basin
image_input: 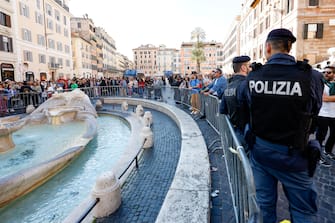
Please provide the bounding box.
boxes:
[0,89,98,208]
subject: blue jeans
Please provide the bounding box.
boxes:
[250,155,317,223]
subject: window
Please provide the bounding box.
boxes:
[47,19,53,30]
[285,0,294,14]
[56,42,62,51]
[22,29,32,42]
[66,59,70,67]
[39,54,46,63]
[23,50,33,62]
[63,16,67,25]
[77,22,81,28]
[64,44,70,53]
[303,23,323,39]
[0,12,11,27]
[45,3,52,16]
[253,27,257,38]
[35,11,43,25]
[56,24,61,33]
[64,28,69,37]
[19,2,30,18]
[0,35,13,52]
[54,10,60,21]
[309,0,319,6]
[265,16,270,29]
[58,58,63,66]
[36,0,41,9]
[37,34,45,46]
[48,39,55,49]
[259,22,264,34]
[49,56,56,64]
[259,44,264,58]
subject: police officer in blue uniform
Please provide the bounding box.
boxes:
[246,28,324,223]
[220,56,251,142]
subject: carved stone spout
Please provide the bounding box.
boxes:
[0,116,26,153]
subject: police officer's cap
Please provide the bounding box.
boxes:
[266,28,296,43]
[232,55,251,64]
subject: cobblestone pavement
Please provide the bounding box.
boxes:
[193,115,236,223]
[274,158,335,223]
[97,107,181,223]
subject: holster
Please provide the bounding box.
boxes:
[304,139,321,177]
[245,129,256,152]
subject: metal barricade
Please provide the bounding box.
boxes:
[218,114,261,223]
[201,94,220,133]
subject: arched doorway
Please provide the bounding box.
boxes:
[25,71,34,81]
[1,63,15,81]
[40,72,47,81]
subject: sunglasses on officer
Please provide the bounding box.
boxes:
[323,71,333,74]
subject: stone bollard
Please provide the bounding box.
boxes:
[143,111,153,127]
[121,101,128,112]
[135,105,144,117]
[141,126,153,149]
[92,171,121,218]
[95,99,103,110]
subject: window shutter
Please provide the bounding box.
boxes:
[0,35,4,51]
[316,23,323,39]
[6,14,11,27]
[8,37,13,52]
[19,3,22,15]
[309,0,319,6]
[303,24,308,39]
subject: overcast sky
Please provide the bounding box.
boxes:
[68,0,243,59]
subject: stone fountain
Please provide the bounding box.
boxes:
[0,116,27,152]
[0,89,98,208]
[314,47,335,69]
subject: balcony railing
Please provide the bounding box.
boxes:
[63,4,69,12]
[48,63,61,69]
[54,0,62,6]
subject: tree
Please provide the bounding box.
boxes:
[191,27,206,74]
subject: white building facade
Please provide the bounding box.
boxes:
[14,0,72,81]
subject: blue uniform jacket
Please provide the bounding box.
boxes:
[246,53,324,171]
[219,74,247,115]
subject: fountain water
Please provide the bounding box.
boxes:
[0,114,131,222]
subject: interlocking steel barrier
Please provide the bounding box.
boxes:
[200,94,221,133]
[1,85,261,222]
[218,114,261,223]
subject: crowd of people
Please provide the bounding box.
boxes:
[0,78,91,115]
[0,75,171,115]
[167,68,227,114]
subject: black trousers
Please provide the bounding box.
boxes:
[316,116,335,153]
